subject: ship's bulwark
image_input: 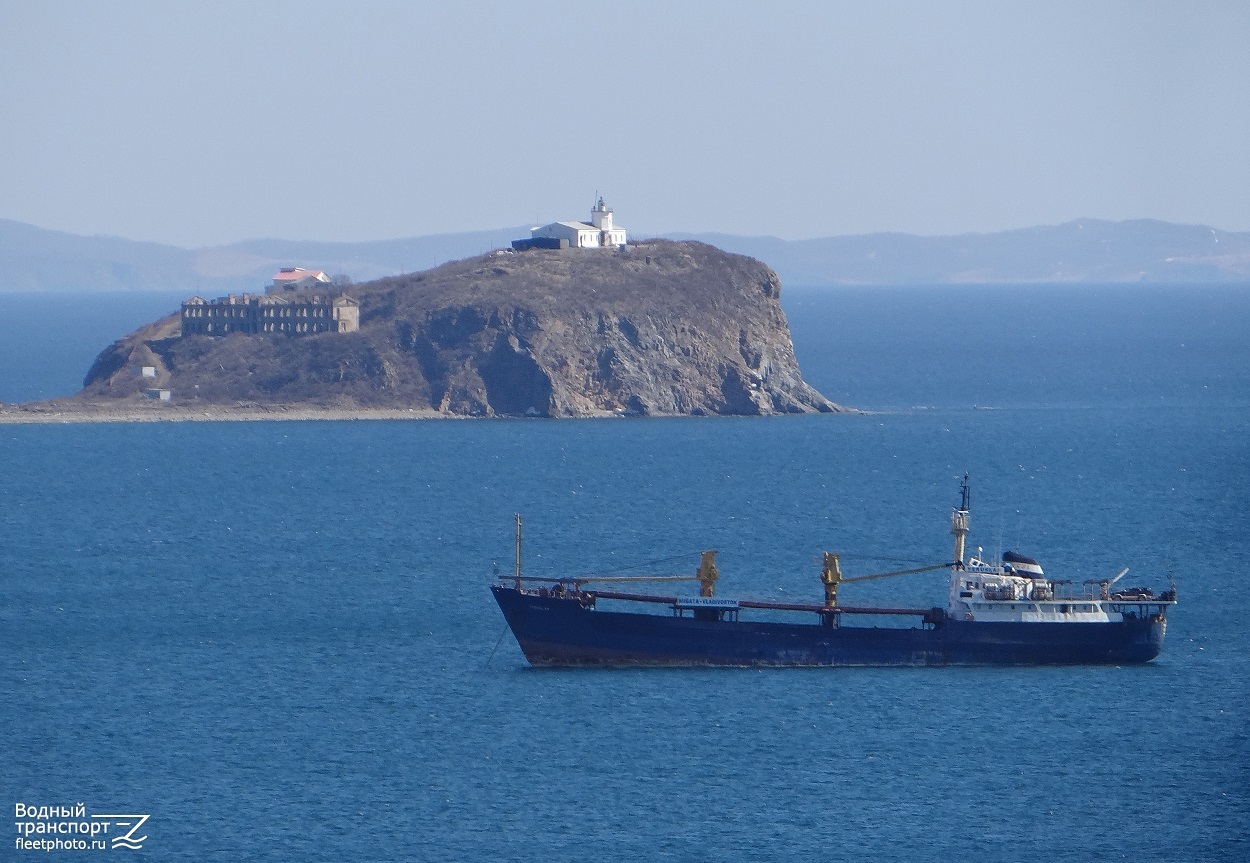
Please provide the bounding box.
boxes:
[491,586,1167,667]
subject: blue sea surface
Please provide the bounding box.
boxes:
[2,284,1248,861]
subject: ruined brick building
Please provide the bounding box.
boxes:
[181,293,359,337]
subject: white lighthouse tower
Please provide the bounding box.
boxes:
[590,196,614,232]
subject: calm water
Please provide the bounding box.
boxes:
[2,284,1248,861]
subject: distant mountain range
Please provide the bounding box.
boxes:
[2,217,1247,295]
[670,220,1250,286]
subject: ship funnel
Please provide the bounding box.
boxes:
[951,473,971,566]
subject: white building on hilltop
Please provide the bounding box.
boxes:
[520,197,628,250]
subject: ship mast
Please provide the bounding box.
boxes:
[951,473,971,567]
[514,513,523,589]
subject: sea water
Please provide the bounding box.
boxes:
[2,284,1247,861]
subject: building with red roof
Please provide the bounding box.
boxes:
[270,267,332,292]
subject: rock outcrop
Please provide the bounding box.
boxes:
[80,240,842,417]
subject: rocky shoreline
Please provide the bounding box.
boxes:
[0,400,450,424]
[4,396,787,423]
[0,399,863,425]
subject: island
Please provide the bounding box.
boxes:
[1,240,843,422]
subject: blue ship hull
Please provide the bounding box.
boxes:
[491,585,1168,667]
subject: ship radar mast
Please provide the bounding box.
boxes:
[951,473,971,566]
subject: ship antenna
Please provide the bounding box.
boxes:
[514,513,523,589]
[951,473,971,567]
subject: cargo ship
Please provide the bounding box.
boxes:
[490,477,1175,666]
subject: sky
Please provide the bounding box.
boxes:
[1,0,1247,248]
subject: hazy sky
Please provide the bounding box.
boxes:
[1,0,1247,247]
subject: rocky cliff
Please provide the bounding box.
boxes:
[79,240,841,417]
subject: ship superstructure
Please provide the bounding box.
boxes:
[943,475,1170,625]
